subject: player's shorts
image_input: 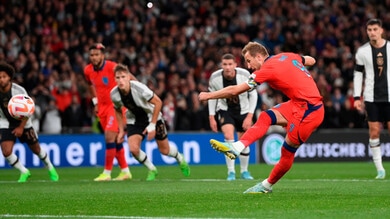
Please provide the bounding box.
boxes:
[274,100,324,145]
[364,101,390,122]
[217,110,247,132]
[0,127,39,145]
[126,119,168,141]
[98,105,125,132]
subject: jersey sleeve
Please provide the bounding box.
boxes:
[353,49,364,98]
[83,66,92,85]
[110,87,123,109]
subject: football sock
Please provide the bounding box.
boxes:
[225,140,235,172]
[239,147,250,173]
[369,138,384,171]
[115,144,129,169]
[167,144,184,163]
[134,150,156,171]
[6,153,29,173]
[105,142,116,171]
[268,142,296,184]
[239,110,275,146]
[38,148,54,170]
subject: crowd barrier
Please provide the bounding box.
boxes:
[1,130,389,168]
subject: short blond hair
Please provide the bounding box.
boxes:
[242,42,269,57]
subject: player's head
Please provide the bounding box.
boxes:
[0,61,14,90]
[221,53,237,80]
[114,64,132,92]
[89,43,106,68]
[366,18,383,42]
[242,42,269,71]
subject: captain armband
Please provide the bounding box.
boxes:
[246,74,257,91]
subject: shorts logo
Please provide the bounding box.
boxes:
[262,133,284,165]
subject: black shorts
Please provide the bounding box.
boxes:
[217,110,247,132]
[0,127,39,145]
[364,102,390,122]
[126,120,168,140]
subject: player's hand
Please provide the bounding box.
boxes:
[143,123,156,141]
[116,131,125,144]
[198,92,210,101]
[242,116,252,131]
[353,99,364,112]
[209,116,218,132]
[12,126,23,137]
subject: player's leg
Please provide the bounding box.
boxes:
[127,124,158,181]
[244,102,324,193]
[23,127,59,181]
[366,102,386,179]
[237,132,253,180]
[0,130,30,182]
[210,109,280,159]
[155,120,190,177]
[106,107,131,180]
[220,122,237,180]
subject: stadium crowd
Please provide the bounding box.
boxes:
[1,0,389,134]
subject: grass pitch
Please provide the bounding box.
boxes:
[0,162,389,219]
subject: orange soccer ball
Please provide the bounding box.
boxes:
[8,94,35,120]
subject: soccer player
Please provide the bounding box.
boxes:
[84,43,131,181]
[199,42,324,193]
[208,53,257,181]
[353,18,388,179]
[0,61,59,182]
[110,64,190,181]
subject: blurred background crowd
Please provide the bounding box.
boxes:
[1,0,389,134]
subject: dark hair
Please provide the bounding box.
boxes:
[0,61,15,78]
[222,53,235,61]
[89,43,105,51]
[366,18,382,27]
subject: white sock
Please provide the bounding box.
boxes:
[103,169,112,175]
[38,148,54,170]
[225,140,235,173]
[6,153,29,173]
[369,139,384,171]
[232,141,245,153]
[225,155,235,173]
[121,167,131,173]
[239,147,250,173]
[262,178,273,190]
[167,144,184,163]
[135,150,157,171]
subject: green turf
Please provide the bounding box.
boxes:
[0,162,389,219]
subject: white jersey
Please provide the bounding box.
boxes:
[110,80,162,125]
[208,67,258,115]
[353,41,390,102]
[0,83,33,129]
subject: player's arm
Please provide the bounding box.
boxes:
[207,80,218,132]
[144,94,162,140]
[199,83,250,101]
[353,51,365,111]
[242,88,258,131]
[302,55,316,66]
[12,117,28,137]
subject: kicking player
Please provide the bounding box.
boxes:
[199,42,324,193]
